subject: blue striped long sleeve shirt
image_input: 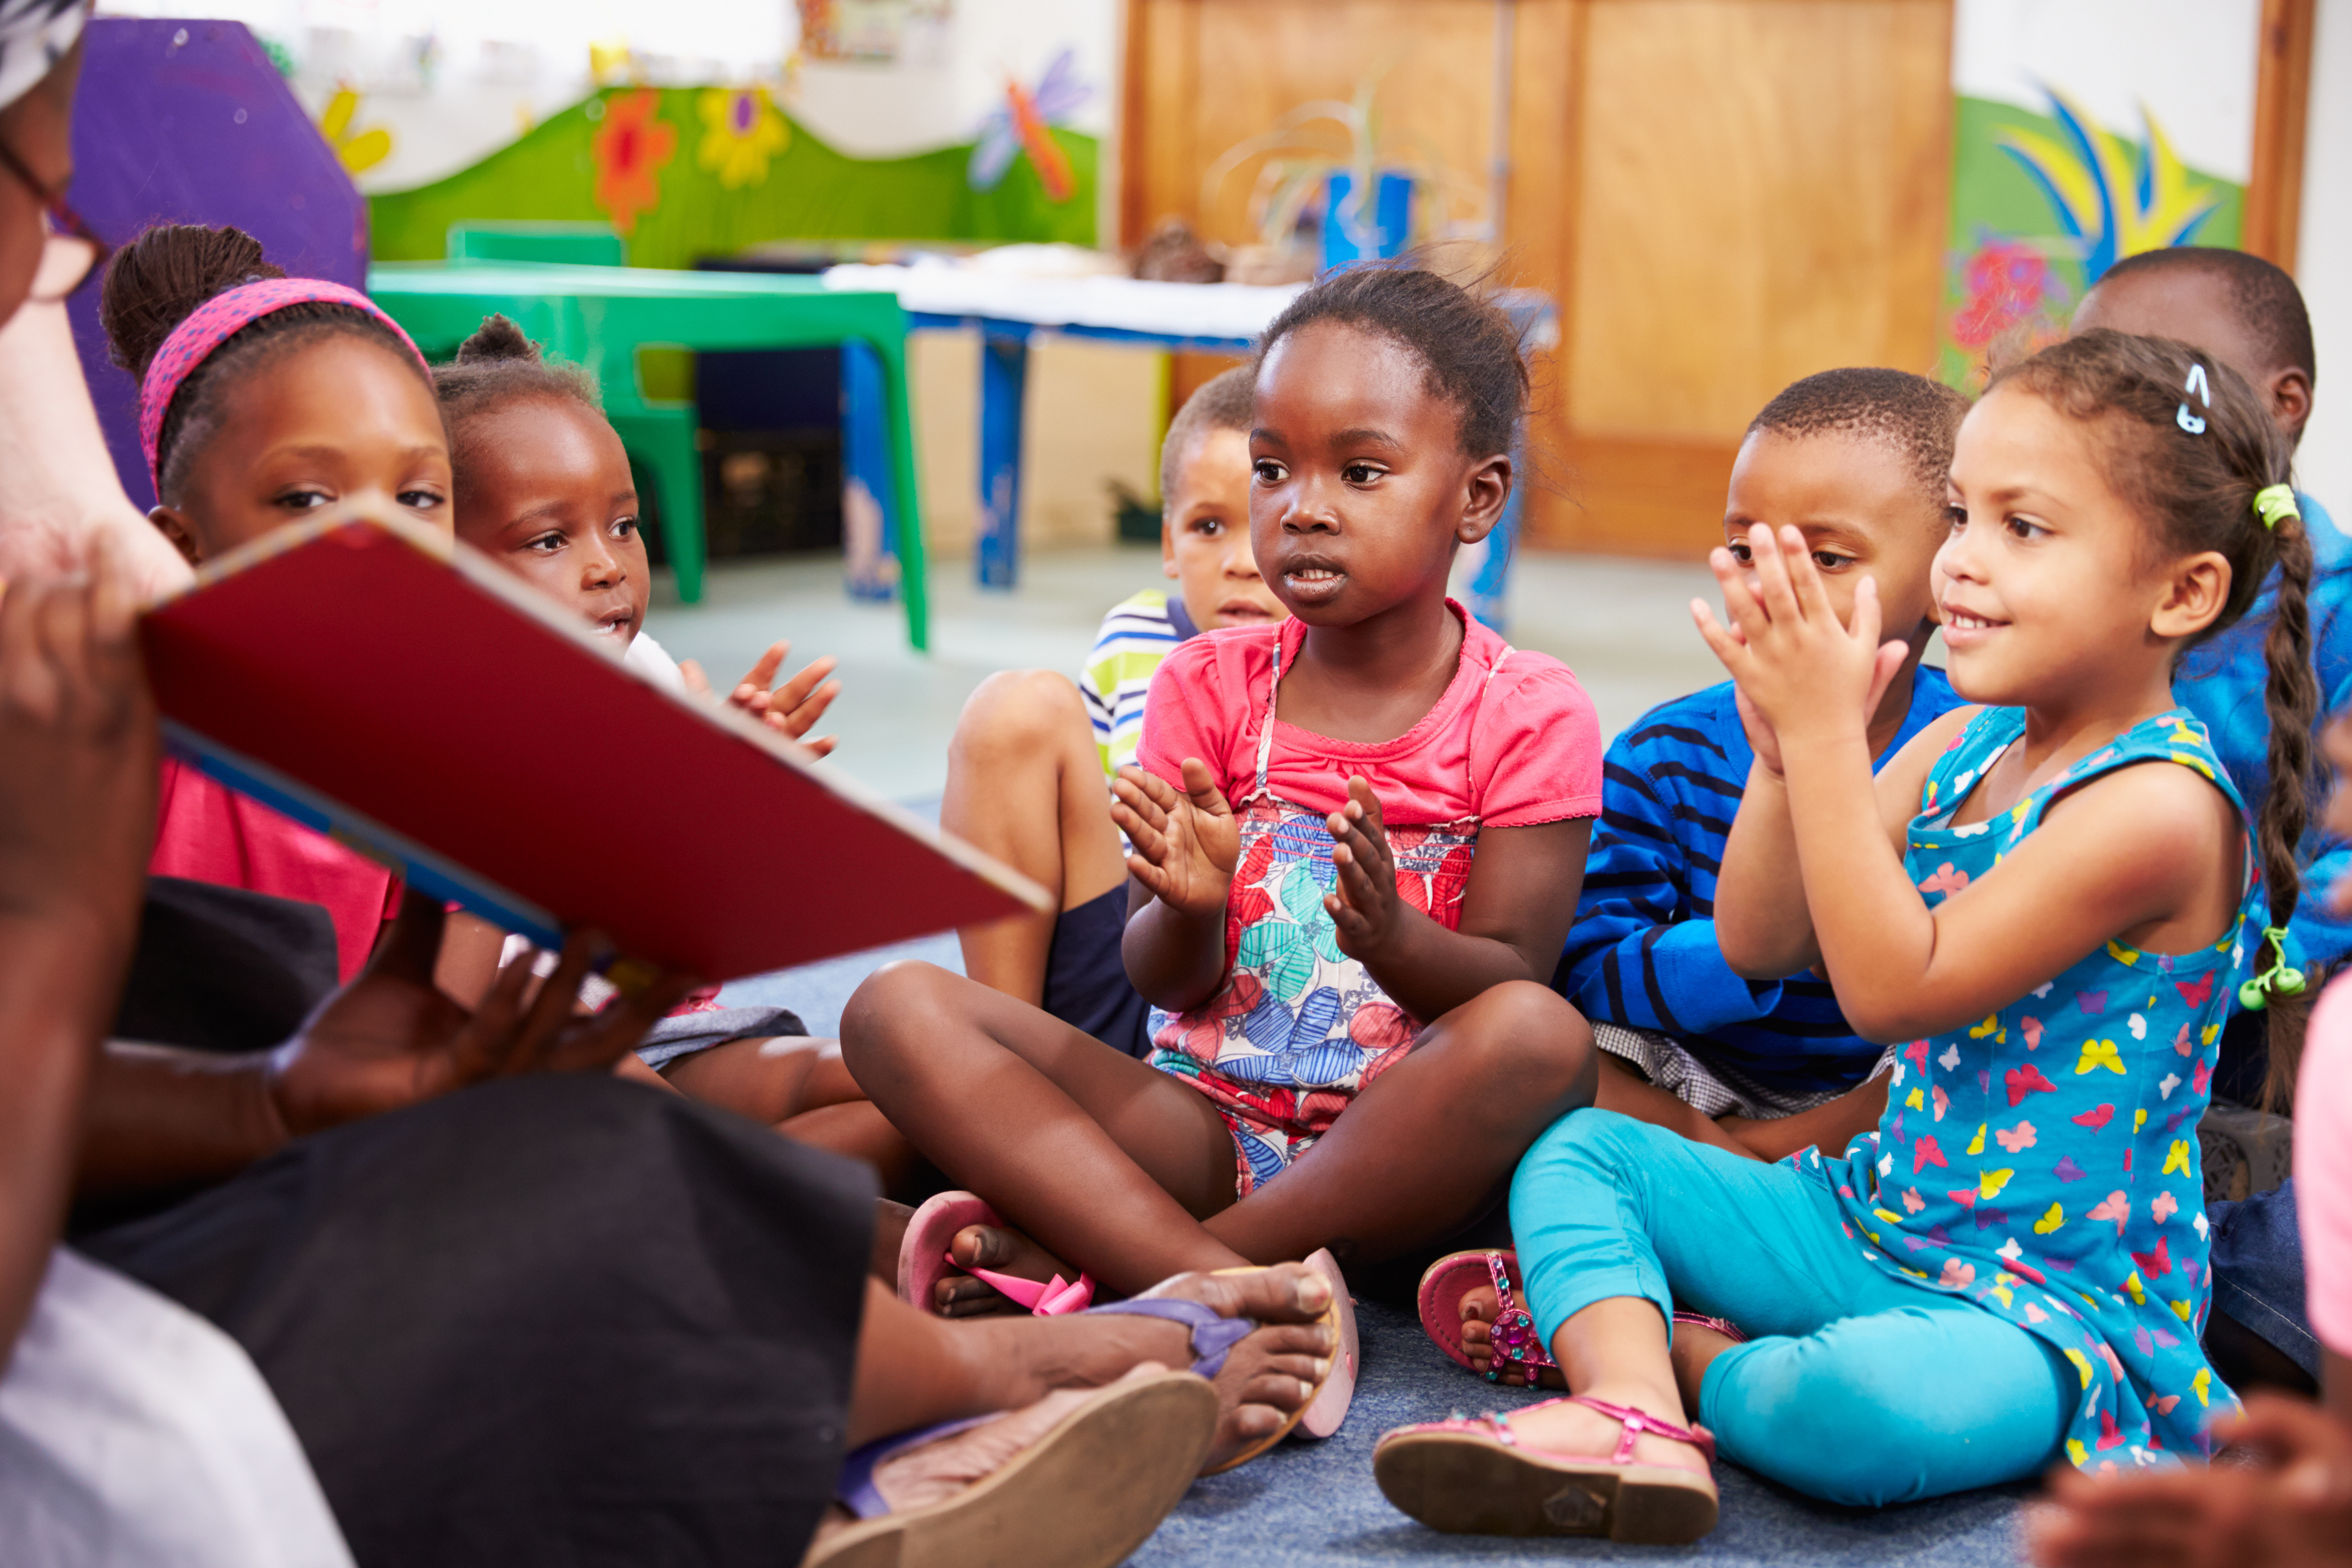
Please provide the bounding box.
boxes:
[1553,667,1964,1095]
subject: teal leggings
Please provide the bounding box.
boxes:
[1510,1110,2073,1506]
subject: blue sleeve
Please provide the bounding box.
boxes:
[1556,749,1786,1034]
[2286,572,2352,974]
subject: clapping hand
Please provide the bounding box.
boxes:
[681,639,841,757]
[266,891,697,1138]
[1325,777,1403,959]
[1111,760,1239,920]
[1691,524,1907,758]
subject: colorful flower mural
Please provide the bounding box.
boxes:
[590,89,677,237]
[698,87,789,189]
[1995,92,2228,283]
[1949,237,2063,352]
[969,48,1087,204]
[318,88,392,177]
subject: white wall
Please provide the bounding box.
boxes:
[2297,0,2352,521]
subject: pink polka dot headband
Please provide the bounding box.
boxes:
[137,277,431,496]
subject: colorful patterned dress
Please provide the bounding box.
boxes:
[1146,641,1490,1195]
[1797,706,2260,1467]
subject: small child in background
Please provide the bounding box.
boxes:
[100,223,449,981]
[428,316,906,1183]
[844,267,1603,1409]
[939,367,1283,1057]
[1377,329,2308,1540]
[1557,368,1970,1155]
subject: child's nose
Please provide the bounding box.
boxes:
[1226,536,1262,578]
[581,542,627,587]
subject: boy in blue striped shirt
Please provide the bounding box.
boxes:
[939,368,1281,1056]
[1558,369,1971,1158]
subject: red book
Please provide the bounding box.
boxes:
[140,513,1045,981]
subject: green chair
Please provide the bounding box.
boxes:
[440,224,707,614]
[447,221,627,267]
[373,259,928,647]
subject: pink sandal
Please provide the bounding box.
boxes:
[1373,1395,1719,1543]
[1419,1249,1747,1386]
[895,1191,1094,1317]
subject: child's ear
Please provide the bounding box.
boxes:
[2268,366,2314,446]
[1456,454,1513,544]
[2149,549,2231,641]
[1160,515,1179,579]
[148,504,203,567]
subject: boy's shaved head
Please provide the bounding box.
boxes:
[2091,247,2314,382]
[2075,247,2316,445]
[1747,368,1971,516]
[1160,366,1256,503]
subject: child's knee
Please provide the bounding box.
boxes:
[951,669,1087,763]
[1446,981,1597,1108]
[840,960,962,1065]
[1709,1332,1932,1504]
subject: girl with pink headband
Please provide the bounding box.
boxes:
[103,220,452,981]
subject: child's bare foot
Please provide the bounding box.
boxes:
[1458,1279,1566,1390]
[974,1260,1338,1471]
[936,1220,1079,1316]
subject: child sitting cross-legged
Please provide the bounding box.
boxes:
[1426,368,1973,1391]
[1374,329,2312,1541]
[940,366,1283,1057]
[840,265,1607,1453]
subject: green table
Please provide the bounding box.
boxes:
[368,260,928,648]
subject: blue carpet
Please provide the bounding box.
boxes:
[1129,1299,2029,1565]
[718,799,2031,1565]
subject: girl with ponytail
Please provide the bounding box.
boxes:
[102,221,452,981]
[1379,329,2300,1540]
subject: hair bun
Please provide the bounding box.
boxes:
[455,314,542,365]
[98,224,285,378]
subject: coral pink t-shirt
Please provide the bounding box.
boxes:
[2297,973,2352,1356]
[1137,602,1602,828]
[149,760,403,983]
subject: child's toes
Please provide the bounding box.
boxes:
[935,1274,1016,1317]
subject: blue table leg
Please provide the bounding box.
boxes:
[976,326,1029,589]
[1465,443,1523,632]
[839,338,900,602]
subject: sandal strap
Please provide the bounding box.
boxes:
[963,1262,1096,1316]
[1481,1251,1556,1376]
[833,1413,998,1519]
[1080,1297,1255,1379]
[1566,1395,1718,1465]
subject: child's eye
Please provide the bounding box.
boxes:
[612,515,639,540]
[1342,462,1382,485]
[523,530,566,555]
[1189,516,1225,537]
[1727,540,1754,564]
[275,487,332,512]
[398,488,444,512]
[2005,514,2048,542]
[1945,504,1967,531]
[1812,551,1853,572]
[1252,459,1286,485]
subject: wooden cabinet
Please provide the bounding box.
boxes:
[1121,0,1955,556]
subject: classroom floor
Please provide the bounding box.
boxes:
[653,544,2026,1566]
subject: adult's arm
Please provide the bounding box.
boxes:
[78,895,697,1199]
[0,560,155,1362]
[0,294,191,597]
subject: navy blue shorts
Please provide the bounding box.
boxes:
[1042,883,1153,1058]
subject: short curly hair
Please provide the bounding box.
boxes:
[1158,367,1254,503]
[1747,368,1972,518]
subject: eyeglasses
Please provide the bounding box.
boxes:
[0,134,106,302]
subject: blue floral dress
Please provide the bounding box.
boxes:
[1797,706,2259,1467]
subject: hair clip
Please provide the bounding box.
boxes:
[2238,923,2307,1011]
[2254,484,2300,530]
[2177,362,2211,435]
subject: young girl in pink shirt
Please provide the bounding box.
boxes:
[840,265,1605,1452]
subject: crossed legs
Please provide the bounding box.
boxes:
[840,961,1598,1303]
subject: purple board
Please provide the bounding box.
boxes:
[67,18,366,511]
